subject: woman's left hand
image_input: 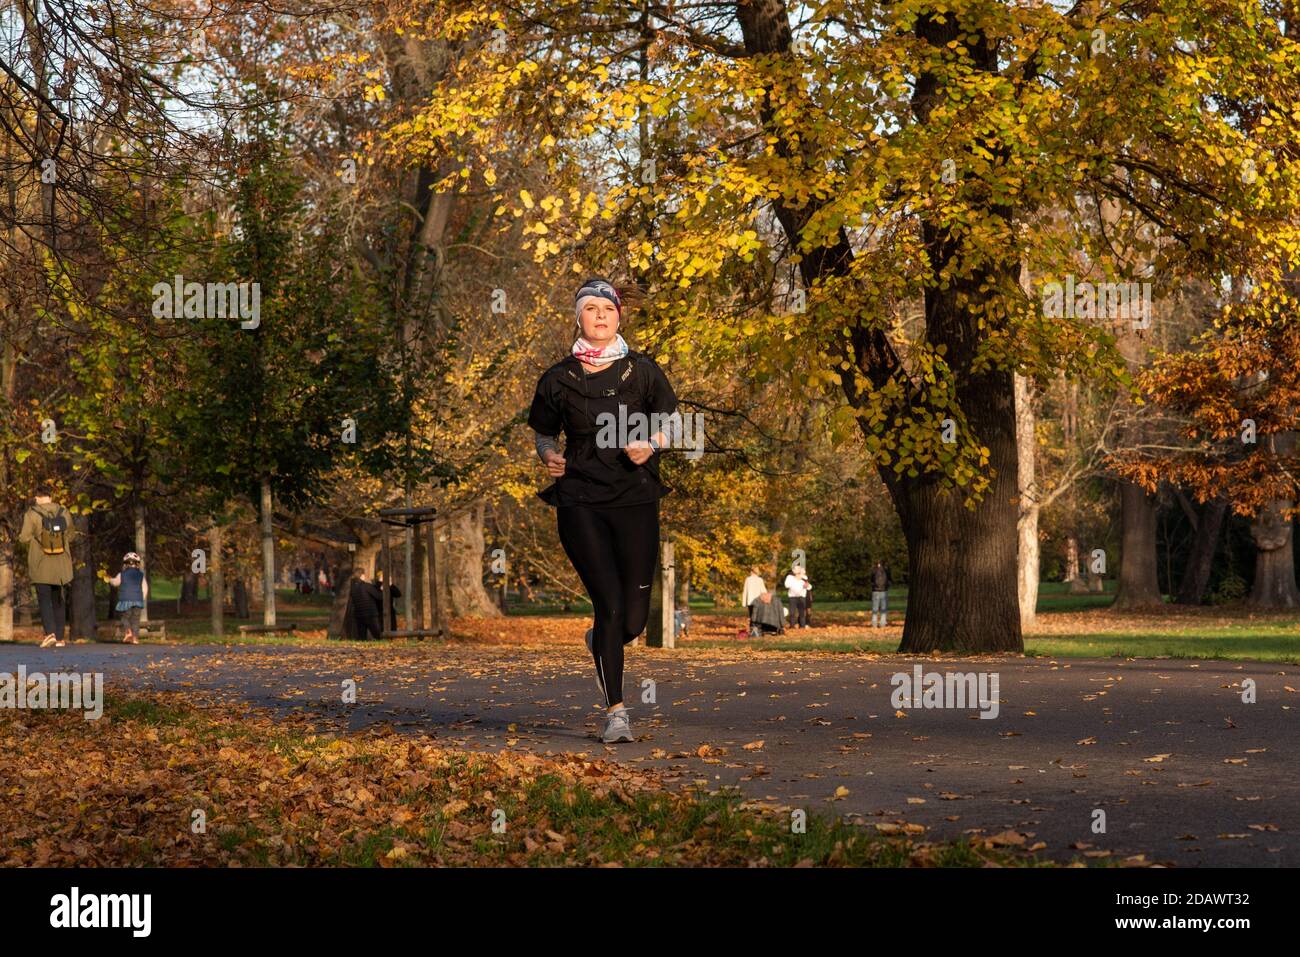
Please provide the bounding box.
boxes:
[624,441,655,465]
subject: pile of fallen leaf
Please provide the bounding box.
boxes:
[0,687,1043,867]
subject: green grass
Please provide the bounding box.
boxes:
[682,634,1299,663]
[1024,628,1300,663]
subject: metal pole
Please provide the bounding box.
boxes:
[403,490,413,631]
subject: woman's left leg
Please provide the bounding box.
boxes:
[607,500,661,645]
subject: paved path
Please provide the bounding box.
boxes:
[3,641,1296,865]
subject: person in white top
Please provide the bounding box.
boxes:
[741,566,766,635]
[784,564,811,629]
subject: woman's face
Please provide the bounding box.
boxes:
[578,297,619,345]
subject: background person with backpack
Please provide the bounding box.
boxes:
[17,488,76,647]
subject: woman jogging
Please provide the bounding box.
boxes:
[528,276,680,744]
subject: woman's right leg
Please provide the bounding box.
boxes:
[556,505,626,706]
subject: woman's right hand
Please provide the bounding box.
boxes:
[542,449,566,477]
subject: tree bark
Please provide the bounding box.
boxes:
[134,501,149,623]
[1113,481,1163,609]
[412,528,427,629]
[892,434,1022,652]
[1175,499,1227,606]
[0,541,12,642]
[1246,499,1300,609]
[1065,534,1091,593]
[69,512,96,640]
[209,524,225,638]
[233,578,250,619]
[260,476,277,626]
[442,502,501,617]
[1015,373,1040,630]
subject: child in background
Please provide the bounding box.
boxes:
[109,552,147,644]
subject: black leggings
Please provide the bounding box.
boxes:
[557,500,659,707]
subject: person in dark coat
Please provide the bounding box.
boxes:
[348,571,384,641]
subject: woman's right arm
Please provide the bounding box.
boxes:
[535,431,566,476]
[534,431,561,464]
[528,371,567,477]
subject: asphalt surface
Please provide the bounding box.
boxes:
[3,641,1296,866]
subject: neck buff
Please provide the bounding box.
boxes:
[572,333,629,367]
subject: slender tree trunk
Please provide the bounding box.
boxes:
[260,476,277,626]
[1246,499,1300,609]
[1175,499,1227,605]
[412,529,427,629]
[134,501,149,623]
[233,578,250,619]
[209,524,225,637]
[0,542,12,642]
[1064,535,1080,582]
[1015,373,1040,630]
[403,490,414,626]
[0,343,14,642]
[1113,481,1163,609]
[69,513,96,640]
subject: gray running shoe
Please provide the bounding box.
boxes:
[600,706,633,744]
[585,627,606,701]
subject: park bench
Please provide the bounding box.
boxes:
[236,621,299,634]
[379,628,443,639]
[95,620,166,640]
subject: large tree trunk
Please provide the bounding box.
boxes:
[1175,499,1227,606]
[892,417,1022,653]
[1015,373,1040,630]
[1246,499,1300,609]
[1113,481,1163,609]
[209,523,225,638]
[69,513,96,640]
[260,476,277,626]
[442,502,501,618]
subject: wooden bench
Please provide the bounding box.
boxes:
[95,620,166,640]
[237,622,299,635]
[379,629,446,640]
